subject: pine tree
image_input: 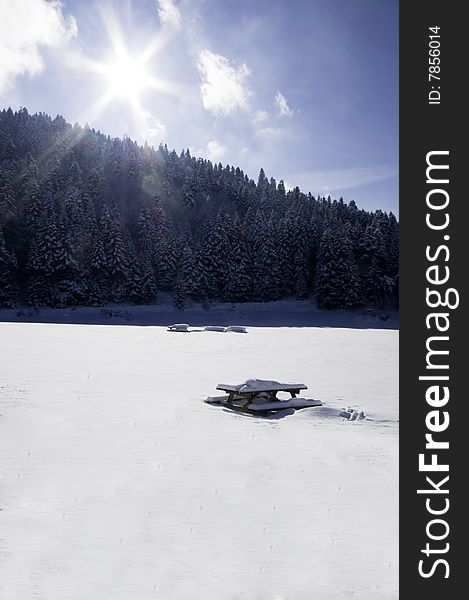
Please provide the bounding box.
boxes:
[192,244,212,302]
[21,153,41,231]
[101,203,129,302]
[277,179,286,198]
[195,226,217,300]
[257,168,267,191]
[86,168,106,211]
[182,174,197,210]
[26,205,72,306]
[53,214,82,306]
[293,216,311,299]
[154,222,178,291]
[125,234,146,303]
[181,243,198,296]
[205,213,231,299]
[86,219,107,305]
[253,214,282,301]
[315,226,360,308]
[136,206,158,302]
[0,226,18,306]
[356,224,388,308]
[224,217,253,302]
[26,217,55,306]
[137,254,158,303]
[276,216,295,296]
[0,180,16,224]
[294,252,309,299]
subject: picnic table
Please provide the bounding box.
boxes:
[206,379,321,414]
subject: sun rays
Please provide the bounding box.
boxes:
[66,5,179,140]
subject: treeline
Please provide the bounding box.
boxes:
[0,107,398,309]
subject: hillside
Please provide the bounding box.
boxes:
[0,108,399,309]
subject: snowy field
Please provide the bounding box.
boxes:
[0,320,398,599]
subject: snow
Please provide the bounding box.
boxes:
[224,379,307,393]
[0,321,398,599]
[340,408,368,421]
[167,323,190,332]
[169,324,247,333]
[246,398,322,411]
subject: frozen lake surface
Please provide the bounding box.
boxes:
[0,322,398,599]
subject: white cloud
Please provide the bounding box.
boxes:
[252,109,268,125]
[155,0,181,29]
[254,126,285,141]
[206,139,226,162]
[0,0,77,95]
[192,139,226,163]
[197,50,251,116]
[293,165,398,195]
[141,110,166,144]
[275,90,293,117]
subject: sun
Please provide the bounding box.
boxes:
[71,5,181,129]
[103,53,150,104]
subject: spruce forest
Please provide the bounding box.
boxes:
[0,108,399,310]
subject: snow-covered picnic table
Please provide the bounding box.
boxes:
[206,379,321,414]
[217,380,307,401]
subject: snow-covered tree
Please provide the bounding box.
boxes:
[315,226,360,309]
[224,217,253,302]
[173,243,197,309]
[101,203,129,301]
[0,226,18,306]
[253,214,282,301]
[356,224,388,308]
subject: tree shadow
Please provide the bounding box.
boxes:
[0,305,399,330]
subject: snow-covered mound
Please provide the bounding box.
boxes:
[224,325,247,333]
[0,322,398,599]
[167,323,190,332]
[340,407,368,421]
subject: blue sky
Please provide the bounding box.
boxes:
[0,0,398,214]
